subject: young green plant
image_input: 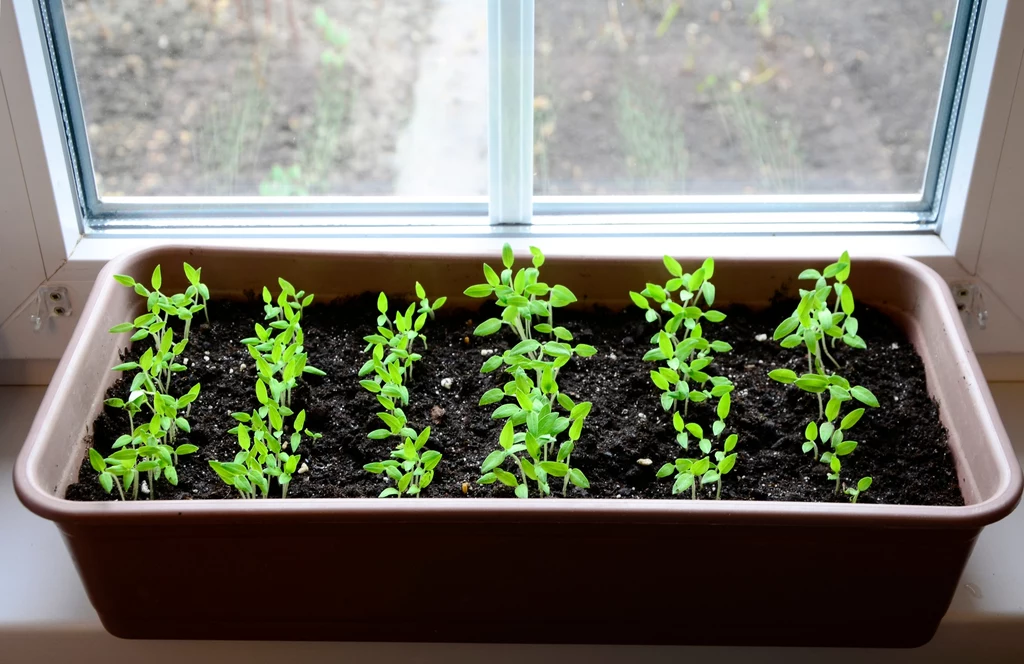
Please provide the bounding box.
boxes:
[241,278,326,409]
[363,426,442,498]
[211,278,325,498]
[467,244,597,498]
[630,256,734,417]
[358,284,445,443]
[769,253,866,419]
[846,476,873,504]
[93,264,208,499]
[655,387,740,500]
[213,405,320,499]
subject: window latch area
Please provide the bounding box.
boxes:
[951,281,988,330]
[30,286,72,332]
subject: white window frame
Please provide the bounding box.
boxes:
[0,0,1022,287]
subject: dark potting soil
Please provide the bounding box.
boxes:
[66,295,964,505]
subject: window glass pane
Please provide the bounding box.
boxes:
[60,0,487,198]
[534,0,958,196]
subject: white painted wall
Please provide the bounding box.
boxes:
[0,67,46,328]
[976,51,1024,323]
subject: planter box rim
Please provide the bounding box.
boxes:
[15,246,1023,528]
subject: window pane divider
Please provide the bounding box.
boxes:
[488,0,534,226]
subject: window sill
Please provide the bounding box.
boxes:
[58,228,965,282]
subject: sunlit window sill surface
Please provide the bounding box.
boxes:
[2,383,1022,663]
[58,231,965,282]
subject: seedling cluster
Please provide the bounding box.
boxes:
[91,264,207,499]
[363,427,442,498]
[210,279,325,498]
[468,244,596,498]
[631,256,739,499]
[768,254,876,501]
[359,283,446,497]
[88,250,886,505]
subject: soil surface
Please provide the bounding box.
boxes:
[67,295,963,505]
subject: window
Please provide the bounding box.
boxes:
[36,0,979,227]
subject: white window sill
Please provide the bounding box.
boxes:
[2,382,1024,661]
[59,229,964,282]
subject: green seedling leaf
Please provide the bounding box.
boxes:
[843,334,867,350]
[493,468,518,488]
[479,388,505,406]
[663,255,683,277]
[795,374,828,393]
[774,317,799,341]
[89,448,105,473]
[850,386,879,408]
[630,291,651,311]
[509,339,540,356]
[475,318,503,336]
[841,408,865,430]
[835,441,858,456]
[858,476,873,492]
[704,311,726,323]
[539,461,568,477]
[568,468,590,489]
[673,473,694,495]
[550,285,577,307]
[717,392,731,420]
[481,356,504,373]
[841,285,855,315]
[768,368,797,384]
[501,243,515,269]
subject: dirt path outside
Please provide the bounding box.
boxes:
[394,0,488,197]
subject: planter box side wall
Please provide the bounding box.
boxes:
[25,248,1013,510]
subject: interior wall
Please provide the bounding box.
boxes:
[0,65,47,329]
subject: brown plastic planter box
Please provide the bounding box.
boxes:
[15,246,1023,647]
